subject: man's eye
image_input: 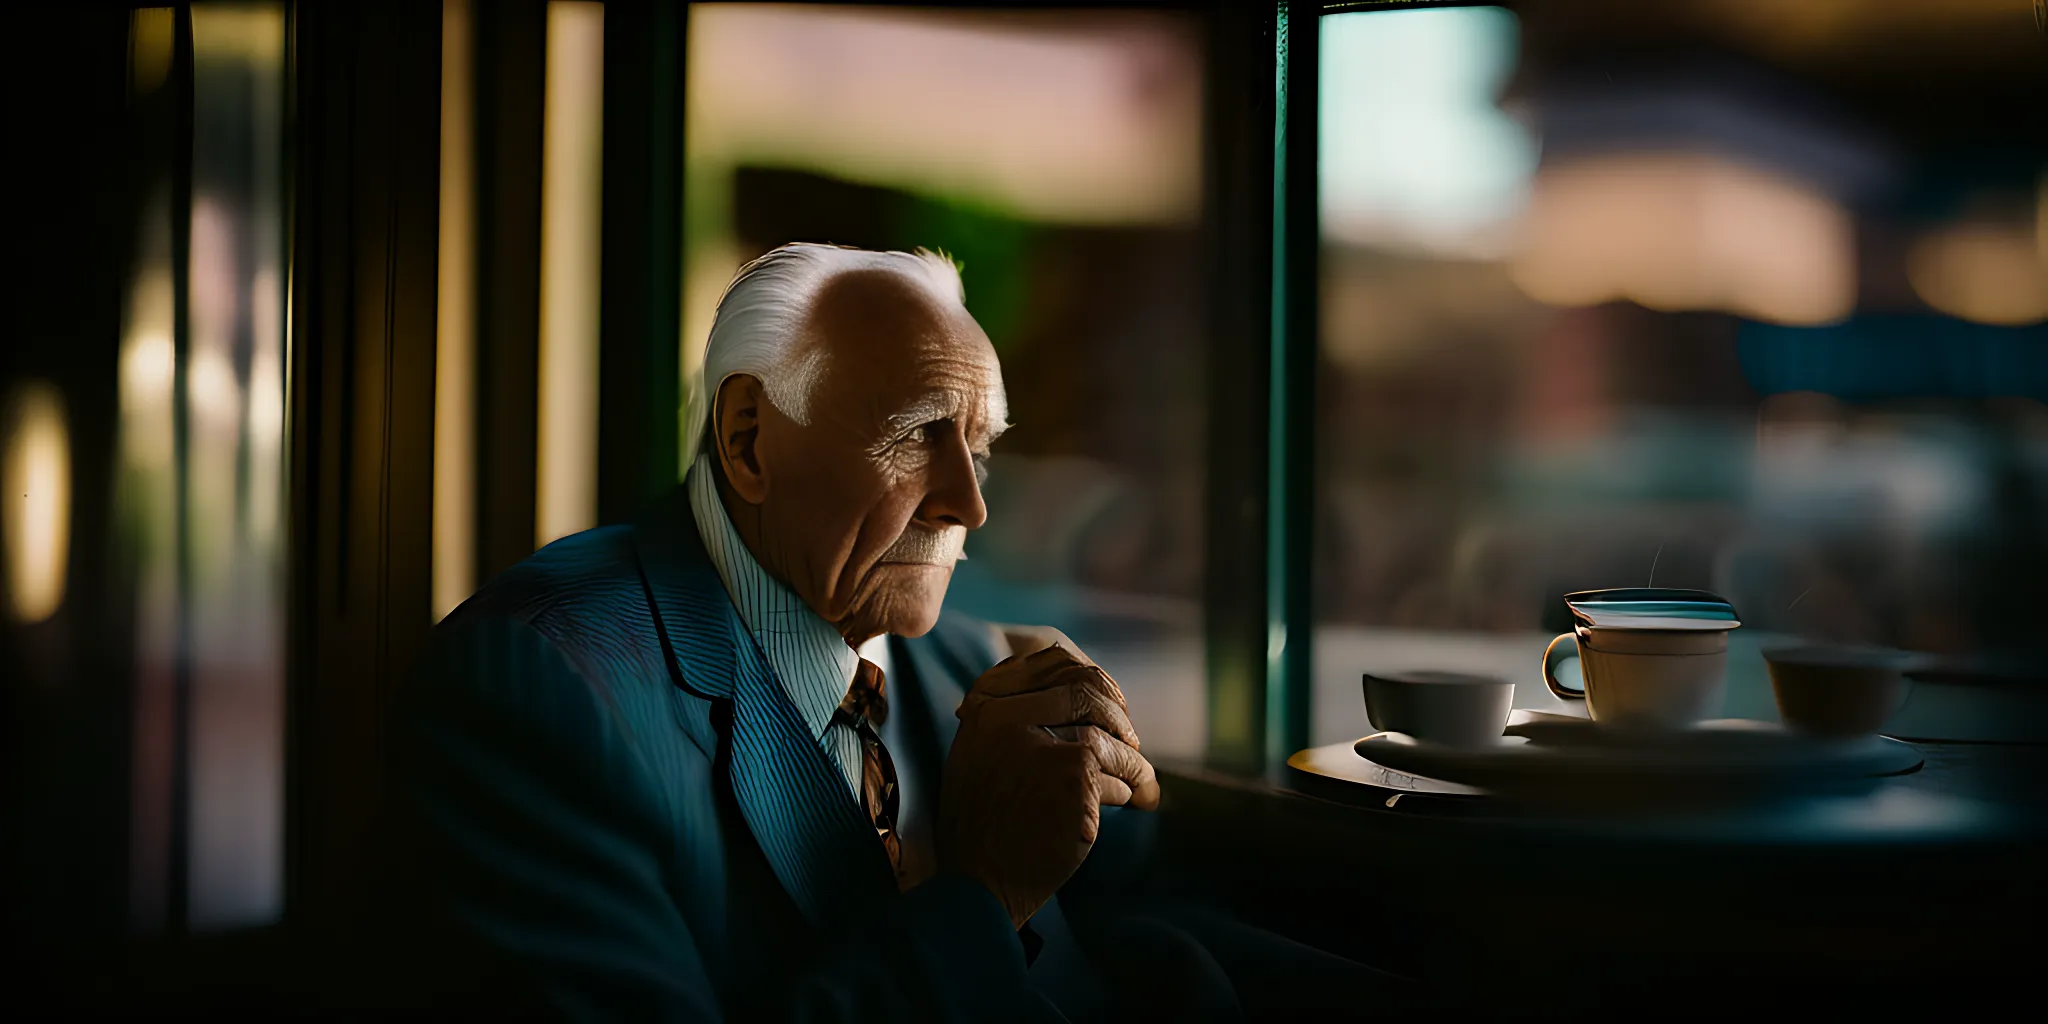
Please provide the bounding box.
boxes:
[973,453,990,486]
[903,424,930,445]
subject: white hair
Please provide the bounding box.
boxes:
[686,242,967,460]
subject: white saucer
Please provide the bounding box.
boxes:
[1353,716,1922,807]
[1289,739,1490,801]
[1505,710,1925,775]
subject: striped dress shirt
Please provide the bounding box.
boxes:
[687,453,873,801]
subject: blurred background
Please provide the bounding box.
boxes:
[2,0,2044,1008]
[1309,0,2047,747]
[675,4,1213,761]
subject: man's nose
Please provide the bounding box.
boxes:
[920,427,987,531]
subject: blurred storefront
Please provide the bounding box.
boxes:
[1311,0,2046,746]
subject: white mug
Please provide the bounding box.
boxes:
[1363,670,1515,747]
[1544,627,1727,728]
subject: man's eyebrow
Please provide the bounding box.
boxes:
[974,420,1013,449]
[975,390,1012,448]
[880,393,958,435]
[878,392,1012,449]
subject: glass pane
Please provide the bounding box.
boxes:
[184,1,287,929]
[535,1,605,550]
[119,5,181,936]
[1315,5,2048,746]
[682,5,1210,759]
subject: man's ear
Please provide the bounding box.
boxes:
[714,374,770,504]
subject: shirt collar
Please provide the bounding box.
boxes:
[687,453,859,742]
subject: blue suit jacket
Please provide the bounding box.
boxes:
[386,486,1135,1021]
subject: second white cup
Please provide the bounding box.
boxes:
[1364,670,1516,747]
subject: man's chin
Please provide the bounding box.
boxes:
[862,563,954,638]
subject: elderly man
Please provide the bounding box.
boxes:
[380,243,1401,1020]
[381,242,1180,1021]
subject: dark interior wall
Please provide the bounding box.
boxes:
[4,0,138,963]
[597,0,687,524]
[1200,0,1281,774]
[286,0,442,952]
[472,1,544,583]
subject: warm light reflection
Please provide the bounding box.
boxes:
[247,271,283,547]
[1704,0,2019,58]
[1907,216,2048,326]
[2,383,72,625]
[686,4,1203,225]
[118,262,176,472]
[119,178,177,934]
[187,348,243,432]
[2037,173,2045,266]
[119,333,176,420]
[130,8,174,97]
[535,1,604,550]
[1511,152,1855,324]
[435,0,477,619]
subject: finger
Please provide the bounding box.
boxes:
[998,624,1054,659]
[1055,662,1131,720]
[1079,728,1160,811]
[973,678,1122,738]
[965,659,1130,719]
[1093,770,1135,807]
[1064,669,1140,745]
[1000,625,1093,666]
[967,644,1092,700]
[961,657,1110,709]
[1039,631,1097,669]
[975,673,1140,748]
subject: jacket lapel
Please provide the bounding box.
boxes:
[632,487,896,935]
[898,613,1008,756]
[897,633,966,757]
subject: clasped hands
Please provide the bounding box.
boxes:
[936,627,1160,931]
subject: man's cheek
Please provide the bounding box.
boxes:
[864,504,922,553]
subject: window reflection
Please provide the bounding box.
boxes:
[120,2,288,933]
[535,1,605,550]
[1314,5,2048,746]
[184,0,287,932]
[434,0,477,621]
[119,9,178,931]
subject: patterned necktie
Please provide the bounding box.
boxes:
[835,658,904,889]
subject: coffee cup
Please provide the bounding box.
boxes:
[1364,670,1515,747]
[1762,646,1915,736]
[1544,628,1728,728]
[1542,588,1741,729]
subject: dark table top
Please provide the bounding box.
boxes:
[1154,748,2048,1002]
[1283,648,2048,849]
[1149,670,2048,1001]
[1283,730,2048,848]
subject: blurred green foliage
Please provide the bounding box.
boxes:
[895,191,1035,354]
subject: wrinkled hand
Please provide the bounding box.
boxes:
[937,638,1160,931]
[993,623,1072,662]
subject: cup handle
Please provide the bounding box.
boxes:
[1543,632,1585,700]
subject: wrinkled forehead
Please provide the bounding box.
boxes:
[800,266,1008,436]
